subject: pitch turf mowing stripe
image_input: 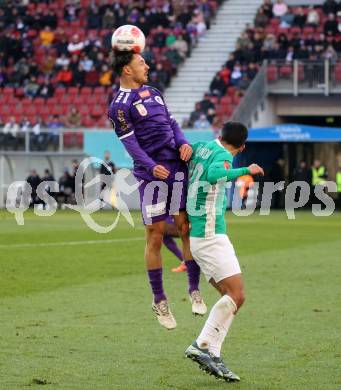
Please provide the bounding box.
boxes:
[0,236,145,249]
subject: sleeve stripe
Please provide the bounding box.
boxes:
[119,131,134,140]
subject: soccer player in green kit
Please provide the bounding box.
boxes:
[185,122,264,381]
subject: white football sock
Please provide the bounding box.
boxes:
[196,295,237,357]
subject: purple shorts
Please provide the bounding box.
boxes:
[136,160,188,225]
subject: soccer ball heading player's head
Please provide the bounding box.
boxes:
[113,50,150,88]
[220,121,248,155]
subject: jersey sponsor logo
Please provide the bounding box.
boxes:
[154,96,164,105]
[224,161,230,170]
[139,90,150,99]
[117,109,129,131]
[135,103,147,116]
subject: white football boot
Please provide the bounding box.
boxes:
[190,290,207,316]
[152,299,177,330]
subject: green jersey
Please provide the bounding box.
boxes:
[187,139,250,238]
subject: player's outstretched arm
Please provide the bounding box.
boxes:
[207,161,264,184]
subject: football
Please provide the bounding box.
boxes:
[111,24,146,53]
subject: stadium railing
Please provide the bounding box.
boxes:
[266,59,341,96]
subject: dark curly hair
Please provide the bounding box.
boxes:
[112,50,135,76]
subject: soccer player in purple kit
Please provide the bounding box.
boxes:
[108,51,207,329]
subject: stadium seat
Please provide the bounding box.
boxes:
[279,65,293,78]
[267,65,278,82]
[334,65,341,82]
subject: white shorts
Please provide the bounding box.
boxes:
[190,234,241,283]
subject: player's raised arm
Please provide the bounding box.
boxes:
[207,157,251,184]
[108,105,157,174]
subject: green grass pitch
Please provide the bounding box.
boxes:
[0,209,340,389]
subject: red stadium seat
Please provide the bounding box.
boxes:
[334,65,341,82]
[80,87,92,96]
[91,105,104,118]
[267,65,278,82]
[220,96,232,106]
[59,95,73,106]
[279,65,293,78]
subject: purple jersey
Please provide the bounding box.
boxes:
[108,85,188,180]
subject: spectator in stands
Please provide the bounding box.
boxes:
[80,55,93,72]
[324,44,338,63]
[193,9,207,39]
[323,0,338,15]
[239,74,251,90]
[172,34,189,60]
[56,65,73,87]
[148,71,165,92]
[84,64,99,86]
[247,63,258,80]
[255,7,269,28]
[47,114,64,150]
[38,78,54,99]
[280,6,295,28]
[26,169,41,206]
[56,53,70,69]
[39,26,54,48]
[72,63,85,86]
[293,7,307,28]
[41,53,56,75]
[199,93,215,116]
[55,34,69,57]
[230,65,243,87]
[306,6,320,27]
[102,9,115,29]
[210,73,227,96]
[30,116,45,151]
[262,0,273,19]
[67,34,84,56]
[272,0,288,18]
[237,32,251,49]
[20,117,31,133]
[155,62,169,88]
[188,102,204,128]
[153,25,166,48]
[64,2,80,22]
[324,13,338,36]
[24,76,40,98]
[98,64,112,86]
[65,106,81,128]
[68,54,80,74]
[87,4,102,30]
[194,114,211,130]
[3,117,19,150]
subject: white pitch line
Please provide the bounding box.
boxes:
[0,236,145,249]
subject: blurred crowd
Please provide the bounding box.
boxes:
[0,0,220,92]
[0,0,221,129]
[187,0,341,130]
